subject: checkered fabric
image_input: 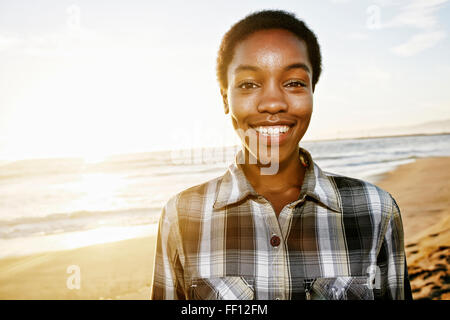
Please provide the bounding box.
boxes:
[151,147,412,300]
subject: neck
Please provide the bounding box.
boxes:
[240,146,305,193]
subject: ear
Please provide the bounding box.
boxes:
[220,88,229,114]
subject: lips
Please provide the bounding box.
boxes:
[249,119,296,127]
[248,119,296,145]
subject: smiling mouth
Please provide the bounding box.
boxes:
[251,125,292,136]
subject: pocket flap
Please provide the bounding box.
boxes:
[189,276,254,300]
[311,276,374,300]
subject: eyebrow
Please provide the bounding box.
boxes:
[234,62,311,74]
[285,63,311,74]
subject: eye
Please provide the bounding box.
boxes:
[284,80,307,88]
[237,81,260,89]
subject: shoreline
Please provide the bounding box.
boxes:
[0,224,158,260]
[0,156,448,300]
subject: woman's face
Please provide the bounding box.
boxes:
[223,28,313,165]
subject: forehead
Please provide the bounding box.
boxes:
[229,28,311,72]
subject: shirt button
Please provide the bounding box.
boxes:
[270,235,281,247]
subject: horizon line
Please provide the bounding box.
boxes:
[1,131,448,164]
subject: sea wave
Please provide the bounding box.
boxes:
[335,155,418,167]
[0,207,162,239]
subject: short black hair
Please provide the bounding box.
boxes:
[216,9,322,92]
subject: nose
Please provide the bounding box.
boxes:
[257,80,288,114]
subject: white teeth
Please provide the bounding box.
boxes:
[253,125,290,136]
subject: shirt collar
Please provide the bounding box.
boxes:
[213,147,342,213]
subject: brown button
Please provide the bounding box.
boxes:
[270,235,281,247]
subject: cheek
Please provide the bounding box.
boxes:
[228,92,257,123]
[289,94,313,119]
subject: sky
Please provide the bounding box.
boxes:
[0,0,449,161]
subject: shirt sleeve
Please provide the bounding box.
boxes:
[376,195,412,300]
[150,195,186,300]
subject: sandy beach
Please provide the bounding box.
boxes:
[377,157,450,300]
[0,156,448,300]
[0,236,156,300]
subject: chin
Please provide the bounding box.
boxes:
[246,146,292,166]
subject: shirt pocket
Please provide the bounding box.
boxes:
[309,276,374,300]
[188,276,254,300]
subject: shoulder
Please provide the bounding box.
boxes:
[324,171,398,217]
[161,173,225,220]
[325,171,395,202]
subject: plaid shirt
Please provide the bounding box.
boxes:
[151,147,412,300]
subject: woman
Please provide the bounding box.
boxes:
[151,9,412,300]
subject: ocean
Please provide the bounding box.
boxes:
[1,134,449,258]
